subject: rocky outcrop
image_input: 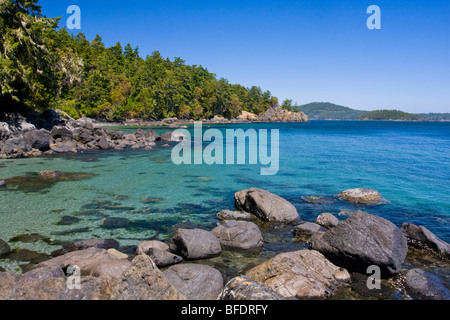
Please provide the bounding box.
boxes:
[234,188,299,223]
[170,228,222,260]
[311,211,408,277]
[258,105,309,123]
[401,223,450,259]
[404,269,450,300]
[219,276,285,300]
[212,220,264,250]
[163,264,224,300]
[338,188,383,204]
[246,250,350,299]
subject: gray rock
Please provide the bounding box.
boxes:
[401,223,450,259]
[246,250,350,299]
[163,264,224,300]
[136,240,170,255]
[338,188,382,204]
[90,259,132,280]
[316,213,339,229]
[23,130,53,151]
[293,222,327,238]
[234,188,299,223]
[311,211,408,277]
[0,239,11,257]
[0,180,5,188]
[16,265,65,285]
[170,228,222,260]
[219,276,285,300]
[212,220,264,249]
[97,135,111,150]
[108,254,186,300]
[217,210,253,221]
[50,140,76,153]
[144,248,183,268]
[50,126,73,139]
[102,217,130,229]
[404,269,450,300]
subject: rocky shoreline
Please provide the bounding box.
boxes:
[0,187,449,300]
[0,105,308,160]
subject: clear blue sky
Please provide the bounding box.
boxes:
[40,0,450,113]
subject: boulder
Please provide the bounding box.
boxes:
[50,126,73,139]
[144,248,183,268]
[219,276,285,300]
[23,130,53,151]
[108,254,186,300]
[90,259,132,280]
[311,211,408,277]
[0,122,11,140]
[246,250,350,299]
[136,240,170,255]
[39,247,125,277]
[316,213,339,229]
[0,239,11,257]
[163,264,224,300]
[217,210,254,221]
[170,228,222,260]
[338,188,382,204]
[404,269,450,300]
[234,188,299,223]
[16,265,65,285]
[107,249,129,260]
[212,220,264,250]
[97,135,111,150]
[50,140,76,153]
[293,222,327,238]
[401,223,450,259]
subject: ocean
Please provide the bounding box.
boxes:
[1,121,449,277]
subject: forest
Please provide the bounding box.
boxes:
[0,0,286,121]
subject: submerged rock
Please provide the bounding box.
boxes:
[311,211,408,277]
[61,238,120,254]
[246,250,350,299]
[219,276,285,300]
[102,217,130,229]
[0,239,11,257]
[234,188,299,223]
[212,220,264,250]
[56,216,81,226]
[39,170,63,180]
[401,223,450,260]
[170,228,222,260]
[163,264,224,300]
[404,268,450,300]
[10,233,52,244]
[338,188,382,204]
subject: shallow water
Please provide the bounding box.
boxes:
[0,121,449,279]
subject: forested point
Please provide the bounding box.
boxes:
[0,0,295,121]
[358,110,426,121]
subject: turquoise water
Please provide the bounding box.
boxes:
[0,121,449,273]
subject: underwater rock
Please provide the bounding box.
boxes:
[10,233,53,244]
[102,217,131,229]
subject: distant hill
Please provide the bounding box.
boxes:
[294,102,366,120]
[358,110,426,121]
[419,113,450,121]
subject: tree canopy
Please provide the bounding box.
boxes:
[0,0,283,120]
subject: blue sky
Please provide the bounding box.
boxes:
[40,0,449,113]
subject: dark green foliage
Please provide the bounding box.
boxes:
[294,102,366,120]
[0,0,280,120]
[358,110,426,121]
